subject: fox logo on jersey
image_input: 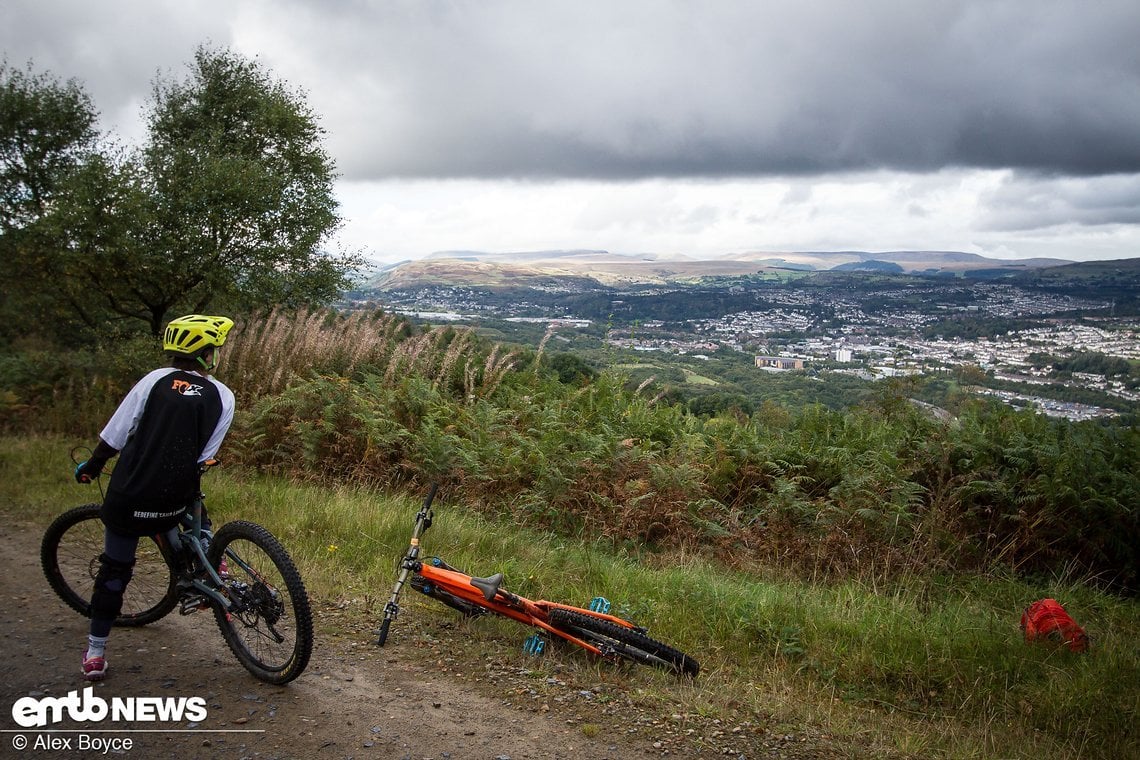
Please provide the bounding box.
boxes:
[171,379,204,396]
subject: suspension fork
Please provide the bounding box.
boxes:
[377,483,439,645]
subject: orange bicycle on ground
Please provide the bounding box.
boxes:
[375,485,700,678]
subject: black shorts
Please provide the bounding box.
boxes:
[100,495,189,538]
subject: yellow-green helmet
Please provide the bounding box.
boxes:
[163,314,234,356]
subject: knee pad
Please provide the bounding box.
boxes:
[90,553,135,621]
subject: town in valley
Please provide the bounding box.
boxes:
[353,251,1140,421]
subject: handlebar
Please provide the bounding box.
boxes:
[72,448,219,483]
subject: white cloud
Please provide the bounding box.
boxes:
[4,0,1140,262]
[335,170,1139,264]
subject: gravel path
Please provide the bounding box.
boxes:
[1,518,849,759]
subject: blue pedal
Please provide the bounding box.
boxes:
[588,597,611,614]
[523,634,546,655]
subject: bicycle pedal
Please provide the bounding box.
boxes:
[179,596,209,615]
[588,596,612,614]
[522,634,546,656]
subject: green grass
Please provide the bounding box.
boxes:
[3,434,1137,759]
[681,367,719,386]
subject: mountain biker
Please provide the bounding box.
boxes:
[72,314,236,681]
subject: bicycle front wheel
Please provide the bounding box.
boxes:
[40,503,178,626]
[547,608,700,677]
[208,520,313,684]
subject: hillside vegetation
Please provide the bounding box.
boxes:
[3,308,1139,757]
[6,308,1136,592]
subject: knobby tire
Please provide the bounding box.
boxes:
[40,503,178,626]
[207,520,313,684]
[547,608,700,677]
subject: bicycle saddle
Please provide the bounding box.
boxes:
[469,573,503,602]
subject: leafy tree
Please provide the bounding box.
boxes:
[954,363,989,386]
[548,352,597,384]
[3,48,362,340]
[125,46,358,333]
[0,60,101,344]
[41,151,155,339]
[1053,351,1134,379]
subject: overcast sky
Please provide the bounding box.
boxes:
[5,0,1140,263]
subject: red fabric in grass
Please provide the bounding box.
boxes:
[1020,598,1089,653]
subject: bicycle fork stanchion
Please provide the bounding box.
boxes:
[377,483,438,646]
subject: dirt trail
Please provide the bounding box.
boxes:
[0,518,842,759]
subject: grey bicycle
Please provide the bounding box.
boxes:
[41,458,313,684]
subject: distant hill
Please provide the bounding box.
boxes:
[1010,256,1140,284]
[425,249,633,263]
[727,250,1071,273]
[1008,257,1140,313]
[832,259,905,273]
[370,250,764,289]
[366,249,1077,290]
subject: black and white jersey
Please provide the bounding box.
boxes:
[99,367,235,535]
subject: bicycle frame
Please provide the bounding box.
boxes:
[414,560,644,657]
[376,484,645,656]
[75,449,235,612]
[157,498,232,613]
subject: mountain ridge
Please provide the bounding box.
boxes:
[366,249,1079,290]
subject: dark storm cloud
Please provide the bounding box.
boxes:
[5,0,1139,181]
[2,0,233,141]
[286,0,1140,181]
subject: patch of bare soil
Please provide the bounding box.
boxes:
[1,519,846,759]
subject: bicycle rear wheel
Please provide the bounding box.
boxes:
[208,520,313,684]
[547,608,700,677]
[40,503,178,626]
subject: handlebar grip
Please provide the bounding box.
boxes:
[75,461,96,484]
